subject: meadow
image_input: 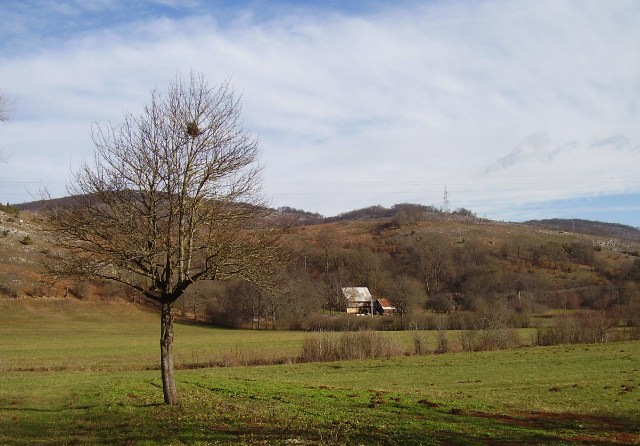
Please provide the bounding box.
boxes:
[1,298,639,445]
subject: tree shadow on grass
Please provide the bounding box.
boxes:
[1,402,638,445]
[436,409,640,446]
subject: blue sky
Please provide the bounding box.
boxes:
[1,0,639,227]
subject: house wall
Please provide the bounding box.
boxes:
[347,302,372,314]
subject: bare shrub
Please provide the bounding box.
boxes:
[535,311,616,346]
[510,310,531,328]
[376,316,402,331]
[204,290,247,328]
[71,281,94,300]
[475,320,519,351]
[460,329,478,352]
[435,329,450,354]
[300,330,402,363]
[434,316,451,354]
[219,347,256,367]
[536,316,578,346]
[0,280,21,298]
[407,312,440,330]
[177,347,295,369]
[301,332,335,362]
[302,314,401,332]
[459,310,519,352]
[576,311,615,343]
[447,311,478,330]
[619,326,640,341]
[412,331,428,355]
[98,281,129,302]
[20,235,33,245]
[25,284,47,298]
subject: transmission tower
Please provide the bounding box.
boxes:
[442,185,450,213]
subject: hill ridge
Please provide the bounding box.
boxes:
[524,218,640,241]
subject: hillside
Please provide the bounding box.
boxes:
[2,202,640,331]
[13,198,639,239]
[525,218,640,241]
[280,203,640,241]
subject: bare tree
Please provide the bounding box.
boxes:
[407,235,450,298]
[45,73,283,405]
[315,227,335,274]
[389,275,424,328]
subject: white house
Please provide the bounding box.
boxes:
[341,287,373,314]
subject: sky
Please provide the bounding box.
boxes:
[1,0,639,226]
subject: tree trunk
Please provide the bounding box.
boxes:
[160,301,179,405]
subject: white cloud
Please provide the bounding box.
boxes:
[0,0,639,223]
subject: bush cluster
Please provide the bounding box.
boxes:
[459,311,520,352]
[20,235,33,245]
[0,203,19,216]
[300,330,402,362]
[535,311,615,345]
[300,313,402,332]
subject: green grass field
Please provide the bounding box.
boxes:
[1,298,639,445]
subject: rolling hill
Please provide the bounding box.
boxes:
[2,200,639,331]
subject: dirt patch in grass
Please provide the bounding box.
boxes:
[464,410,640,444]
[417,399,442,408]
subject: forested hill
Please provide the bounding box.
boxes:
[524,218,640,241]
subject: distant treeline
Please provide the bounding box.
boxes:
[279,203,477,226]
[525,218,640,241]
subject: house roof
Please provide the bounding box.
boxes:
[376,298,396,309]
[341,287,372,302]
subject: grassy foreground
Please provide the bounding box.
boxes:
[1,298,639,445]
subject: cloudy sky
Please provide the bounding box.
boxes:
[1,0,639,226]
